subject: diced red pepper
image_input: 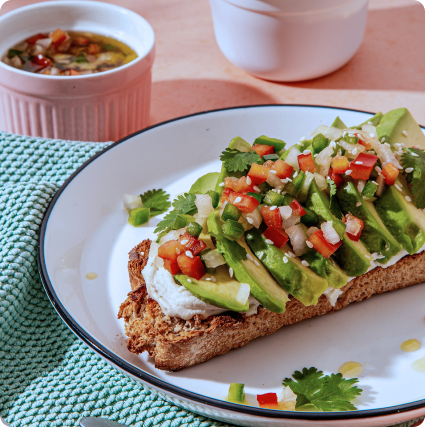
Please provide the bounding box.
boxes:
[247,163,270,185]
[298,153,317,173]
[69,69,81,76]
[382,162,399,186]
[261,206,282,229]
[257,393,278,407]
[163,259,181,275]
[25,33,48,44]
[271,159,293,179]
[228,192,260,213]
[251,144,275,158]
[289,200,306,217]
[329,167,345,187]
[158,240,185,262]
[344,213,364,242]
[88,43,100,55]
[263,226,288,248]
[350,153,378,180]
[221,187,232,204]
[177,254,205,280]
[224,176,255,193]
[356,133,372,150]
[331,156,349,174]
[307,229,342,258]
[50,28,67,47]
[74,36,89,46]
[31,54,52,69]
[179,233,206,256]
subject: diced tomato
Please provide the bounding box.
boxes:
[158,240,185,262]
[220,187,232,204]
[31,54,52,69]
[257,393,278,407]
[298,153,317,173]
[50,28,67,47]
[329,167,345,187]
[261,206,282,229]
[224,176,255,193]
[382,162,399,186]
[263,226,288,248]
[344,213,364,242]
[251,144,275,158]
[350,153,378,180]
[307,229,342,258]
[356,133,372,150]
[177,254,205,280]
[179,233,206,256]
[69,69,81,76]
[25,33,48,44]
[331,156,349,174]
[163,259,181,275]
[289,200,306,217]
[228,192,260,213]
[271,159,293,179]
[74,36,89,46]
[247,163,270,185]
[88,43,100,55]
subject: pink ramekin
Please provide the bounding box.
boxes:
[0,1,155,142]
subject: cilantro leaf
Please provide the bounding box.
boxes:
[216,237,247,262]
[154,193,197,234]
[401,148,425,209]
[220,148,262,173]
[283,367,362,412]
[327,179,343,220]
[141,189,171,217]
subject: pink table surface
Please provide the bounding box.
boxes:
[2,0,425,130]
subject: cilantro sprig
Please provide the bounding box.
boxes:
[283,367,362,412]
[141,189,171,217]
[154,193,197,234]
[401,148,425,209]
[220,148,261,173]
[327,179,343,220]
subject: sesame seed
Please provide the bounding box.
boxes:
[402,130,408,137]
[140,252,144,255]
[375,166,382,173]
[369,133,375,138]
[372,181,378,185]
[411,152,419,157]
[406,196,412,202]
[356,202,362,207]
[384,142,391,147]
[187,279,192,283]
[229,268,233,278]
[345,170,352,176]
[246,217,254,224]
[246,176,252,185]
[306,241,313,248]
[206,278,211,281]
[299,136,306,142]
[270,206,277,211]
[286,178,292,182]
[301,260,309,267]
[288,251,296,258]
[254,260,260,267]
[293,171,298,178]
[254,186,261,192]
[352,148,358,155]
[381,137,386,142]
[395,184,403,192]
[330,141,336,149]
[219,182,225,187]
[211,276,216,282]
[269,170,277,174]
[405,167,414,173]
[314,154,318,158]
[181,239,188,245]
[176,248,181,254]
[368,121,373,125]
[400,143,406,148]
[265,239,274,245]
[355,161,363,165]
[283,256,288,264]
[185,251,193,258]
[303,149,311,155]
[234,197,242,204]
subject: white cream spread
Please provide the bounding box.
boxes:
[323,287,343,307]
[143,242,259,320]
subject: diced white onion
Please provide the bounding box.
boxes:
[311,125,343,141]
[357,179,366,194]
[238,215,254,231]
[281,214,300,230]
[286,224,308,256]
[346,218,361,236]
[279,205,293,220]
[202,250,226,268]
[315,146,334,177]
[285,146,301,171]
[376,174,386,197]
[236,283,251,305]
[154,256,164,269]
[307,226,319,237]
[314,172,327,191]
[267,171,284,190]
[36,37,53,49]
[159,228,185,245]
[243,208,262,228]
[195,194,214,217]
[321,221,340,245]
[337,140,365,158]
[377,143,401,169]
[123,194,143,211]
[194,212,208,228]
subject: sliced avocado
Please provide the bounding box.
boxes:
[337,181,402,263]
[305,180,371,276]
[208,211,289,313]
[254,135,286,154]
[190,172,220,194]
[355,112,383,129]
[375,175,425,255]
[246,228,328,306]
[376,108,425,150]
[331,116,347,130]
[214,136,251,194]
[300,249,348,289]
[174,265,249,312]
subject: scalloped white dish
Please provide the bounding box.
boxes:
[39,105,425,427]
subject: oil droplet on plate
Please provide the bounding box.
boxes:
[401,339,421,352]
[412,357,425,373]
[86,272,98,280]
[338,361,363,378]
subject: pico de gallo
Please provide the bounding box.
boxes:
[2,28,137,75]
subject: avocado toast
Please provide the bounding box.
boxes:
[118,108,425,371]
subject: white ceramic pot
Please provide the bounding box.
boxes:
[0,1,155,142]
[209,0,369,82]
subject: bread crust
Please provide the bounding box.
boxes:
[118,239,425,371]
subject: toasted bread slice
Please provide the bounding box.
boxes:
[118,239,425,371]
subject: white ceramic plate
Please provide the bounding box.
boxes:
[39,105,425,427]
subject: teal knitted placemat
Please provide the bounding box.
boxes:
[0,131,423,427]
